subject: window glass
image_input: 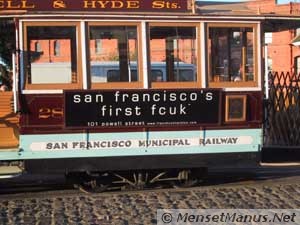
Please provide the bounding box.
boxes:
[54,40,60,56]
[34,41,41,52]
[208,27,254,83]
[89,26,138,83]
[107,70,138,82]
[267,58,273,72]
[26,26,77,84]
[149,26,197,82]
[174,69,195,81]
[150,70,163,82]
[95,39,102,54]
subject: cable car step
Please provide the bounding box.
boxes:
[0,166,23,179]
[261,146,300,163]
[260,162,300,167]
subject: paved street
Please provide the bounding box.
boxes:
[0,170,299,225]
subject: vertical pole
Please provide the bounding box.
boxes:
[141,21,149,89]
[12,53,17,113]
[166,38,175,81]
[18,20,25,91]
[264,44,269,99]
[119,27,129,82]
[14,18,20,112]
[200,22,206,87]
[81,21,88,89]
[242,30,247,81]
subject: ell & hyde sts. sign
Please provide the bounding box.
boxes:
[0,0,190,12]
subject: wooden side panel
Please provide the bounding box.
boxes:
[0,92,19,149]
[20,92,262,135]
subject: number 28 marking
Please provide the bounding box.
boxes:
[38,108,63,119]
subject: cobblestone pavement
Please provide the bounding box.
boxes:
[0,176,299,225]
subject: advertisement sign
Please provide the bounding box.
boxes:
[0,0,189,12]
[64,89,221,129]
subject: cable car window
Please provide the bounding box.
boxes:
[107,70,138,82]
[150,70,164,82]
[149,24,198,86]
[25,24,80,88]
[208,24,257,87]
[89,25,139,84]
[173,69,195,81]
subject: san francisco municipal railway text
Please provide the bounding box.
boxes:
[43,137,245,150]
[45,139,191,150]
[46,140,132,149]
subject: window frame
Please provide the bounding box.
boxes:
[23,21,83,90]
[225,94,247,122]
[207,23,258,88]
[88,22,143,90]
[148,22,201,89]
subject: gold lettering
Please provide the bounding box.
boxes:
[152,1,179,9]
[38,108,63,119]
[53,0,66,9]
[82,0,142,9]
[127,0,139,9]
[152,0,164,9]
[83,0,96,8]
[0,0,35,9]
[97,1,110,8]
[171,3,179,9]
[111,1,123,8]
[21,0,35,9]
[7,0,21,9]
[52,108,63,118]
[39,108,51,119]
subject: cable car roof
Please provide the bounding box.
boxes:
[0,0,299,33]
